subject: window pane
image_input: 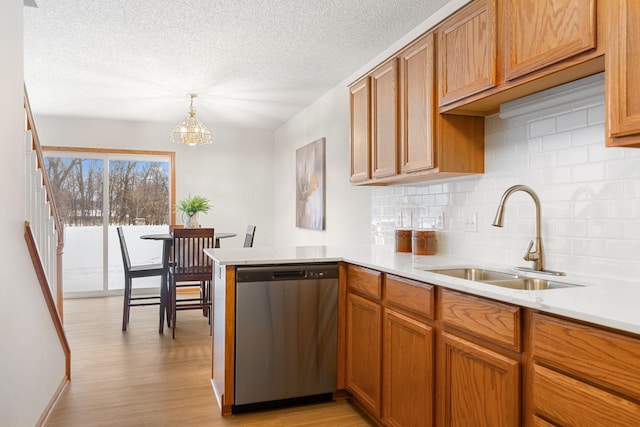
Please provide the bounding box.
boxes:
[44,157,104,293]
[44,155,171,295]
[108,160,170,291]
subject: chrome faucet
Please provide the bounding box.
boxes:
[492,185,564,276]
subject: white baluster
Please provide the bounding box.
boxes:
[47,216,56,298]
[24,131,33,219]
[52,225,59,300]
[43,200,51,279]
[35,169,45,252]
[40,190,48,259]
[30,152,39,224]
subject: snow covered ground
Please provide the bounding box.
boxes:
[63,225,167,294]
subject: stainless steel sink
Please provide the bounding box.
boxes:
[482,278,578,290]
[426,268,581,290]
[427,268,518,281]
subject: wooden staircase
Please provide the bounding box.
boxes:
[23,85,70,381]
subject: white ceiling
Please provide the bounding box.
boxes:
[24,0,451,130]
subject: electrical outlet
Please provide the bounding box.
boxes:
[464,212,478,232]
[435,212,444,230]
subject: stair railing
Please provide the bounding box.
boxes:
[23,85,65,321]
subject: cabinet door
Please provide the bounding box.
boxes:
[383,309,434,427]
[371,59,399,178]
[346,292,382,417]
[349,77,371,181]
[606,0,640,147]
[438,0,497,106]
[399,32,435,173]
[442,333,520,427]
[503,0,596,81]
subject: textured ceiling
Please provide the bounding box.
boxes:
[24,0,451,130]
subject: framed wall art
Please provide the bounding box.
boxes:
[296,137,325,230]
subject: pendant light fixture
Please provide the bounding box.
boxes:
[170,93,213,146]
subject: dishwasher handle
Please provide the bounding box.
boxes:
[236,263,339,282]
[272,270,306,280]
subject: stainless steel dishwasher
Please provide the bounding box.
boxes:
[234,263,338,413]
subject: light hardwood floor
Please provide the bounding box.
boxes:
[45,296,375,426]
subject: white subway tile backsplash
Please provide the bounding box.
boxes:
[529,117,556,138]
[588,104,605,125]
[527,137,543,154]
[529,152,557,169]
[571,162,605,183]
[435,194,449,206]
[587,220,625,239]
[429,184,443,194]
[557,147,589,166]
[557,110,588,132]
[371,78,640,282]
[542,132,572,151]
[571,124,604,146]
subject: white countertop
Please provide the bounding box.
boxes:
[204,245,640,335]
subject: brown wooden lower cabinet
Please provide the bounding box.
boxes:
[441,332,520,427]
[345,291,382,418]
[341,264,640,427]
[383,309,434,427]
[530,312,640,426]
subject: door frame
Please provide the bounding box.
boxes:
[43,146,176,298]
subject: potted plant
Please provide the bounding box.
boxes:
[175,194,211,228]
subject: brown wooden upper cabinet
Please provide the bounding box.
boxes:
[438,0,498,107]
[399,32,436,173]
[438,0,603,114]
[606,0,640,148]
[349,77,371,182]
[348,31,484,186]
[503,0,596,81]
[371,59,399,178]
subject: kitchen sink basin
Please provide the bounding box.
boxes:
[426,268,581,290]
[482,278,579,290]
[427,268,519,281]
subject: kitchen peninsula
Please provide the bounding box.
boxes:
[206,245,640,426]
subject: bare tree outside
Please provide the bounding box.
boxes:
[44,154,171,294]
[45,157,170,226]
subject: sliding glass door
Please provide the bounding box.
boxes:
[44,150,174,297]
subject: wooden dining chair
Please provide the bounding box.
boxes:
[117,227,164,332]
[243,225,256,247]
[166,223,208,325]
[169,227,215,338]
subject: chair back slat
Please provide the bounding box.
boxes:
[243,225,256,248]
[116,227,132,271]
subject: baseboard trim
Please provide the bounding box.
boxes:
[36,376,69,427]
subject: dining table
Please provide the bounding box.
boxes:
[140,231,237,332]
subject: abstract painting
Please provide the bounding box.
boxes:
[296,138,325,230]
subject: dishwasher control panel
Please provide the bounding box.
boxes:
[236,263,339,283]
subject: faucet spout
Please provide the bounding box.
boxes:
[492,185,544,271]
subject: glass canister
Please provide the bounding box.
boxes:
[412,230,436,255]
[395,229,412,253]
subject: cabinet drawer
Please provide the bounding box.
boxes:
[531,312,640,401]
[347,264,382,300]
[385,275,434,320]
[532,364,640,426]
[441,290,520,351]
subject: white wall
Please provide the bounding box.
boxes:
[372,74,640,282]
[0,1,67,425]
[34,116,275,248]
[272,0,470,247]
[273,85,371,246]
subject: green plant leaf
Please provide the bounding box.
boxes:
[175,194,211,214]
